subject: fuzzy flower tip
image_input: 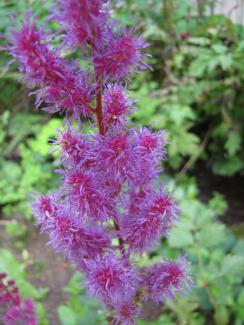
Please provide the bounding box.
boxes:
[122,188,179,253]
[54,0,109,47]
[62,169,114,222]
[112,301,140,325]
[32,194,57,226]
[142,257,193,304]
[94,30,149,79]
[85,255,138,304]
[44,209,111,262]
[103,84,135,127]
[0,273,37,325]
[92,129,139,184]
[136,128,167,162]
[8,17,93,117]
[54,128,95,167]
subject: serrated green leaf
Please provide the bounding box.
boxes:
[222,255,244,280]
[58,306,78,325]
[213,156,244,176]
[168,226,194,248]
[197,223,226,247]
[225,131,242,156]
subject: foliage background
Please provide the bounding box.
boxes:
[0,1,244,324]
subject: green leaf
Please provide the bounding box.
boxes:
[188,37,210,46]
[168,225,194,248]
[197,223,226,247]
[58,306,78,325]
[219,54,232,70]
[5,221,27,238]
[213,156,244,176]
[211,44,228,54]
[233,240,244,257]
[214,306,229,325]
[225,131,242,156]
[222,255,244,281]
[208,193,228,216]
[234,290,244,320]
[137,315,174,325]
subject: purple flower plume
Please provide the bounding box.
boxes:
[8,16,93,118]
[112,301,140,325]
[0,273,37,325]
[85,254,138,304]
[121,187,179,253]
[7,2,193,323]
[103,83,136,128]
[141,257,193,304]
[94,30,149,79]
[53,0,109,48]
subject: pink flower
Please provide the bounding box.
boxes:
[121,187,179,253]
[112,301,140,325]
[85,255,138,304]
[32,195,57,228]
[122,211,162,254]
[94,30,149,79]
[62,169,114,221]
[4,299,37,325]
[92,129,140,184]
[150,187,180,236]
[47,210,111,262]
[54,0,109,48]
[8,17,93,118]
[54,128,95,168]
[142,257,193,303]
[103,84,135,127]
[136,128,167,161]
[0,273,37,325]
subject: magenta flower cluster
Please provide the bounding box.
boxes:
[8,1,193,324]
[0,273,37,325]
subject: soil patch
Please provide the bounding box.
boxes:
[192,161,244,225]
[0,222,74,325]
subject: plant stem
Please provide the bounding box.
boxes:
[177,129,210,179]
[95,77,105,135]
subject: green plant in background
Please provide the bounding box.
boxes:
[114,0,244,175]
[0,115,61,218]
[158,180,244,325]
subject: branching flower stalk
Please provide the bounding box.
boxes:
[7,1,193,324]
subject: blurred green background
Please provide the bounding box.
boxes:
[0,1,244,324]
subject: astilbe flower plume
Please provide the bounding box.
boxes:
[53,0,109,48]
[141,257,193,304]
[103,84,135,128]
[0,273,37,325]
[8,14,94,118]
[93,30,149,80]
[7,1,193,324]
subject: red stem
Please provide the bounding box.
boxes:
[95,78,105,135]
